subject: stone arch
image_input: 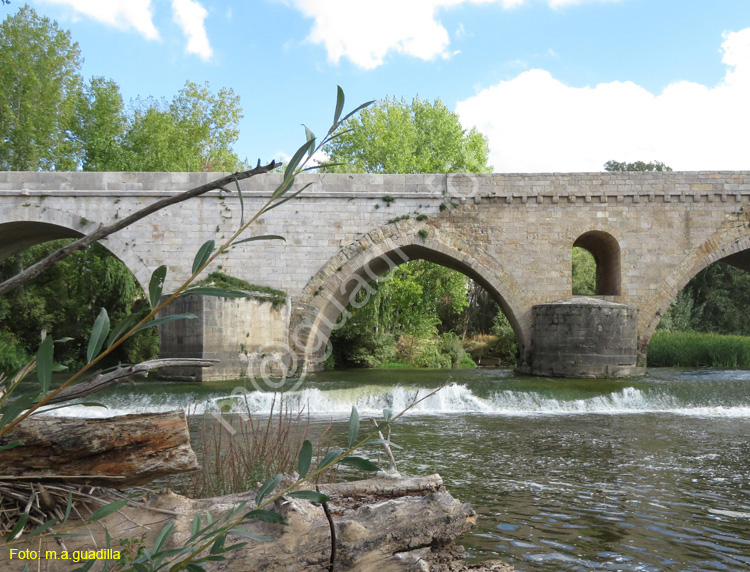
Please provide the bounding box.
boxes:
[0,208,152,292]
[571,229,622,296]
[290,220,529,371]
[640,227,750,358]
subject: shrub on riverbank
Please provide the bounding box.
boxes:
[0,331,28,372]
[648,331,750,368]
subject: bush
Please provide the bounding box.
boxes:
[330,330,397,368]
[411,340,452,368]
[0,330,28,373]
[457,353,477,369]
[491,312,518,365]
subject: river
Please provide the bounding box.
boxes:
[46,367,750,572]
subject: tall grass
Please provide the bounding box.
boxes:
[648,331,750,368]
[176,394,335,498]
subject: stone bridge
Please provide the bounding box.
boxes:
[2,170,750,379]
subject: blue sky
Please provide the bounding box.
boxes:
[18,0,750,172]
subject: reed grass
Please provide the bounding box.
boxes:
[648,331,750,368]
[176,394,336,499]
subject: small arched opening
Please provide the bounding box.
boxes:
[572,230,621,296]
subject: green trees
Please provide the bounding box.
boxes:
[323,96,491,174]
[0,5,82,170]
[0,7,243,173]
[0,7,247,366]
[120,82,243,172]
[0,242,156,369]
[604,160,672,172]
[75,77,127,171]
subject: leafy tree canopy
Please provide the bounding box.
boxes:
[323,96,491,174]
[0,4,82,170]
[604,160,672,172]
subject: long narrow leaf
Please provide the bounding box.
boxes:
[333,85,345,125]
[153,522,175,554]
[27,517,60,538]
[107,310,148,348]
[261,183,312,214]
[148,265,167,309]
[233,174,245,226]
[317,448,344,471]
[0,440,23,452]
[36,335,54,393]
[341,100,375,124]
[86,308,110,364]
[287,490,330,503]
[62,492,73,524]
[0,392,40,432]
[283,139,315,183]
[134,313,198,333]
[192,240,215,274]
[255,474,282,506]
[233,235,286,246]
[298,440,313,478]
[347,406,360,448]
[6,511,29,541]
[84,499,128,523]
[339,456,381,472]
[303,124,316,157]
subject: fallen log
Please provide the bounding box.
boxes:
[0,410,197,487]
[0,475,513,571]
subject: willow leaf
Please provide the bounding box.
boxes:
[192,240,215,274]
[36,335,54,393]
[86,308,110,364]
[148,265,167,309]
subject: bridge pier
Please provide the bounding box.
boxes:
[157,294,291,381]
[529,297,643,378]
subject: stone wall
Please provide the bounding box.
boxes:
[158,294,289,381]
[530,298,640,378]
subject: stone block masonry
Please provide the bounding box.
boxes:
[3,170,750,378]
[531,298,640,378]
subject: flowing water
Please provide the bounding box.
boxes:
[46,368,750,571]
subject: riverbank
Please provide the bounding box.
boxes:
[647,330,750,368]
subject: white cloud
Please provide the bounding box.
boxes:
[284,0,617,69]
[455,28,750,172]
[171,0,213,61]
[37,0,160,40]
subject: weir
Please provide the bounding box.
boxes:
[3,170,750,379]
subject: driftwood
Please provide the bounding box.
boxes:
[0,410,197,487]
[0,475,513,572]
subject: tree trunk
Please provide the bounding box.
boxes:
[0,410,197,487]
[0,475,513,571]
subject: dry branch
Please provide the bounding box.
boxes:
[43,358,217,406]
